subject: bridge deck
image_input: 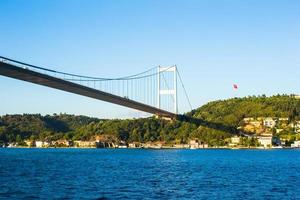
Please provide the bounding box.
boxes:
[0,61,176,118]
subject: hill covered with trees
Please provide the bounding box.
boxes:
[189,94,300,127]
[0,95,299,146]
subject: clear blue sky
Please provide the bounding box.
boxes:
[0,0,299,118]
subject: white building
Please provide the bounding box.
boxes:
[257,136,273,148]
[291,140,300,148]
[263,118,277,128]
[278,118,289,121]
[231,136,240,144]
[74,141,96,148]
[35,141,50,148]
[189,140,200,149]
[200,144,209,148]
[128,143,140,148]
[35,141,43,148]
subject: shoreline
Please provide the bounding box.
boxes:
[2,146,298,150]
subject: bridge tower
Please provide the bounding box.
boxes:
[157,66,178,114]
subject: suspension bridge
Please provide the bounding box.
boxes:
[0,56,192,118]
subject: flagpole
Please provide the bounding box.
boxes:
[233,84,238,98]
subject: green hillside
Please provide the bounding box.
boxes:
[1,95,299,146]
[189,94,300,127]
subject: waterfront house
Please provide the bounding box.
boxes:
[96,141,114,148]
[24,140,34,147]
[128,142,141,148]
[229,136,241,147]
[189,140,200,149]
[118,144,128,148]
[291,140,300,148]
[74,140,96,148]
[173,144,190,149]
[35,141,51,148]
[143,142,163,149]
[53,140,72,147]
[7,143,16,148]
[199,143,209,148]
[231,136,240,144]
[117,141,128,148]
[257,136,281,148]
[257,136,273,148]
[35,141,43,148]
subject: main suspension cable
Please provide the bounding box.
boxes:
[0,56,158,81]
[176,66,193,110]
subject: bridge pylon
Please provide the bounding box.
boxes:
[157,65,178,114]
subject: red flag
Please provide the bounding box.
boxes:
[233,84,238,90]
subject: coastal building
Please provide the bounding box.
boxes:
[142,142,163,149]
[257,136,273,148]
[35,141,43,148]
[7,143,16,148]
[173,144,190,149]
[263,118,277,128]
[229,136,241,147]
[94,135,118,148]
[257,136,281,148]
[188,139,209,149]
[118,145,128,148]
[74,140,96,148]
[242,118,263,132]
[24,140,34,147]
[242,117,281,134]
[249,120,262,127]
[243,118,254,123]
[34,141,51,148]
[289,121,300,132]
[53,140,72,147]
[117,141,128,148]
[231,136,240,144]
[189,140,199,149]
[278,118,289,121]
[128,142,141,148]
[200,143,209,148]
[291,141,300,148]
[96,141,115,148]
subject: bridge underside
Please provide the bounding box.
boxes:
[0,62,176,118]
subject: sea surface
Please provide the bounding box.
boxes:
[0,148,299,200]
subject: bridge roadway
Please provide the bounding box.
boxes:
[0,61,176,118]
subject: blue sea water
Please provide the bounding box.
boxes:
[0,148,299,200]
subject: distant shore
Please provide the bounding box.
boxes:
[2,146,298,150]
